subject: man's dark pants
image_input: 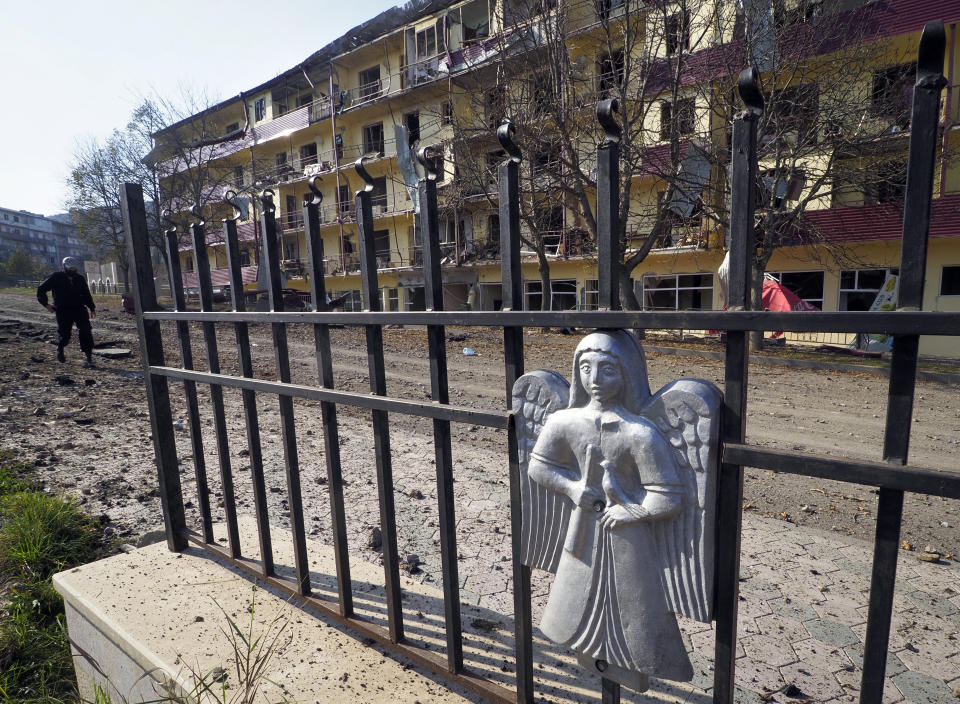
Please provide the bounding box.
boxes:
[56,307,93,356]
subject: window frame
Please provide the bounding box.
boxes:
[766,270,825,309]
[939,265,960,297]
[641,272,714,311]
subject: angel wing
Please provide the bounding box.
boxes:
[512,370,571,573]
[641,378,722,623]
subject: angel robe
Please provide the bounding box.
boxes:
[528,407,694,687]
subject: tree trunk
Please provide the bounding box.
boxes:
[619,267,645,339]
[537,248,551,331]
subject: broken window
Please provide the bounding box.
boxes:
[642,273,713,311]
[485,87,507,129]
[359,65,382,99]
[254,97,266,121]
[941,266,960,296]
[769,84,819,141]
[666,12,690,55]
[299,142,318,167]
[872,63,916,130]
[866,160,907,206]
[595,0,623,21]
[405,111,420,147]
[363,123,385,156]
[660,98,697,140]
[839,268,897,311]
[371,177,388,209]
[597,49,625,98]
[767,270,824,308]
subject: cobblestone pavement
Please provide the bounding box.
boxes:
[220,411,960,703]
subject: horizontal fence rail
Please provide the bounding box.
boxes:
[140,309,960,335]
[121,23,958,704]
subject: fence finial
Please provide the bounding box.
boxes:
[161,208,176,234]
[305,176,324,207]
[737,67,764,116]
[354,156,375,193]
[917,20,947,90]
[259,189,275,213]
[597,99,621,143]
[223,190,245,221]
[417,145,439,180]
[497,121,522,163]
[189,204,205,227]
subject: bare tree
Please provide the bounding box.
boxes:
[441,0,937,341]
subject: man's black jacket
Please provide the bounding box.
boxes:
[37,271,96,312]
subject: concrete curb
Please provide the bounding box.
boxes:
[644,344,960,385]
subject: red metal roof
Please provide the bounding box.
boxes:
[178,220,257,252]
[181,265,259,290]
[802,193,960,243]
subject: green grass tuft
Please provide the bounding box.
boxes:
[0,448,103,703]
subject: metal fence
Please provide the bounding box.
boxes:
[120,21,959,704]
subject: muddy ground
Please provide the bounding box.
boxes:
[0,290,958,593]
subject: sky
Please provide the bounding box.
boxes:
[0,0,403,217]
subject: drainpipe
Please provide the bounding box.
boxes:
[939,23,955,197]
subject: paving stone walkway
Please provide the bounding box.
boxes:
[651,515,959,703]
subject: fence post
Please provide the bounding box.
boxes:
[713,67,762,704]
[302,178,353,616]
[120,182,186,552]
[418,146,464,672]
[259,190,311,596]
[189,206,240,557]
[163,215,213,544]
[861,21,946,703]
[223,194,273,577]
[355,157,404,643]
[497,122,534,704]
[596,99,621,313]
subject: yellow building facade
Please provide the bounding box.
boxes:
[155,0,960,358]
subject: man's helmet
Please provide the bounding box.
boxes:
[62,257,80,271]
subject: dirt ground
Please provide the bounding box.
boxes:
[0,289,958,582]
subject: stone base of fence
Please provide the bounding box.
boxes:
[57,516,714,704]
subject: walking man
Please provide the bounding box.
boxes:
[37,257,97,367]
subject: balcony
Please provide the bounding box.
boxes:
[527,229,595,258]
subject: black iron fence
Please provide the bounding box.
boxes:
[120,21,959,704]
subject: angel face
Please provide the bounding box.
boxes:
[578,350,624,407]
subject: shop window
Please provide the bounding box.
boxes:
[940,266,960,296]
[642,273,713,311]
[767,270,824,308]
[838,268,898,310]
[582,278,600,310]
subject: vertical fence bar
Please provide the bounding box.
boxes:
[355,159,404,643]
[713,68,762,704]
[497,123,533,704]
[164,221,213,543]
[120,183,186,551]
[595,99,623,704]
[596,99,621,313]
[223,197,273,577]
[860,22,946,704]
[190,208,240,557]
[303,179,353,616]
[259,191,311,596]
[418,148,464,672]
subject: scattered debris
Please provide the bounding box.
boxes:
[462,347,476,356]
[918,545,942,563]
[401,553,421,573]
[54,375,74,386]
[470,617,501,633]
[368,526,382,551]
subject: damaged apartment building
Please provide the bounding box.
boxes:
[150,0,960,357]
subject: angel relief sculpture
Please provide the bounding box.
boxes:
[513,329,722,693]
